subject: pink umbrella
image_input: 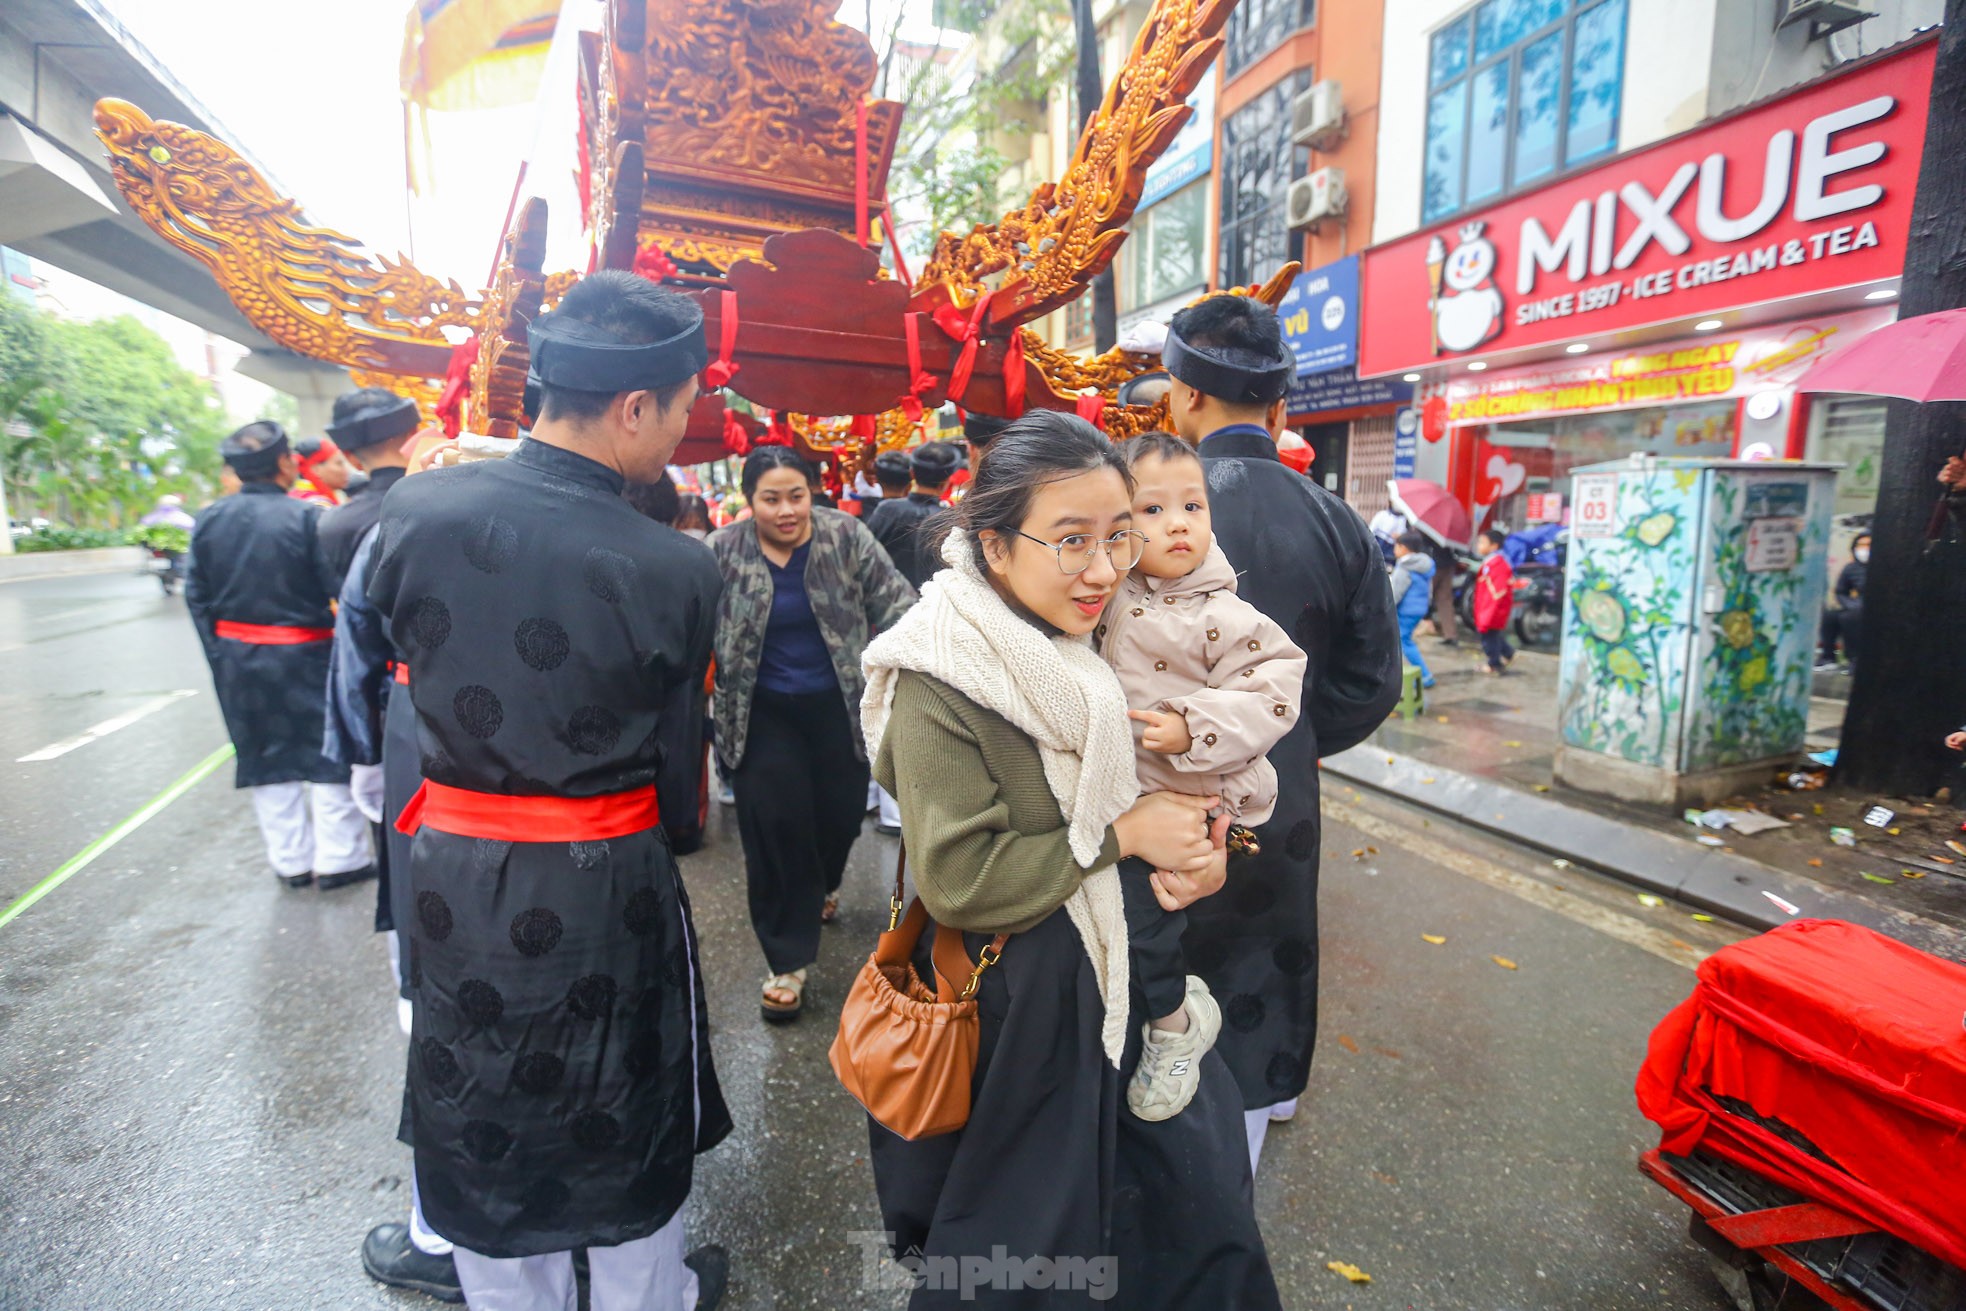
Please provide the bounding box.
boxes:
[1388,478,1473,550]
[1795,307,1966,401]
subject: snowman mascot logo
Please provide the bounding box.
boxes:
[1427,222,1505,355]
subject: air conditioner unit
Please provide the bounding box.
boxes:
[1775,0,1874,38]
[1287,167,1347,230]
[1288,80,1345,150]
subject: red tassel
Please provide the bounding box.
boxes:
[941,292,995,404]
[702,290,740,389]
[434,334,478,439]
[633,242,679,282]
[760,411,796,448]
[1075,390,1106,430]
[849,414,878,441]
[722,409,751,457]
[1002,329,1027,417]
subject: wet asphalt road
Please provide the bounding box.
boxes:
[0,570,1749,1311]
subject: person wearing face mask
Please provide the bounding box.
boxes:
[1819,532,1870,673]
[708,445,916,1023]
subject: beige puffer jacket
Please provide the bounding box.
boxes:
[1096,542,1308,824]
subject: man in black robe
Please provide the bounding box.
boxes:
[1162,294,1401,1172]
[185,421,375,890]
[317,387,422,589]
[865,440,958,590]
[368,270,729,1310]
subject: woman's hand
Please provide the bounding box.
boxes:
[1112,791,1219,874]
[1128,708,1193,756]
[1947,731,1966,752]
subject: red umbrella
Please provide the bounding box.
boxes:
[1388,478,1473,550]
[1795,307,1966,401]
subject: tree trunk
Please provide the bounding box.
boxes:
[1071,0,1118,352]
[1835,1,1966,797]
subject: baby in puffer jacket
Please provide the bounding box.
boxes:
[1096,430,1308,1123]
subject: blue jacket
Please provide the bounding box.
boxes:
[1389,551,1435,622]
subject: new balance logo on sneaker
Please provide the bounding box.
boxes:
[1125,977,1223,1123]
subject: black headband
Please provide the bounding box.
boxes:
[1163,329,1293,406]
[527,307,707,394]
[325,394,420,451]
[221,422,290,472]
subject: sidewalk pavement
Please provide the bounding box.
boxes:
[0,547,142,584]
[1325,632,1965,960]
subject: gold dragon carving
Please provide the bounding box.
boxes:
[639,0,901,197]
[93,99,477,377]
[348,369,445,429]
[916,0,1234,329]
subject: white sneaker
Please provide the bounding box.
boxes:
[1127,976,1222,1122]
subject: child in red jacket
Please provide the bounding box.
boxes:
[1473,527,1515,674]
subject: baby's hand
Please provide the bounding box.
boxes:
[1129,708,1193,755]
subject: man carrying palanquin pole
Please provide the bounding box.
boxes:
[185,421,376,891]
[368,270,730,1310]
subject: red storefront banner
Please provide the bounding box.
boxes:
[1439,306,1895,427]
[1358,38,1934,379]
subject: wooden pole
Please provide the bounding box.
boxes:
[1835,0,1966,797]
[1072,0,1117,353]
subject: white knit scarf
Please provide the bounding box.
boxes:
[861,531,1137,1066]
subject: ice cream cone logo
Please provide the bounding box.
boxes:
[1429,222,1505,356]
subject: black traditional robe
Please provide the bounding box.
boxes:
[183,482,347,789]
[317,464,406,590]
[1189,425,1401,1109]
[367,439,730,1258]
[865,491,945,589]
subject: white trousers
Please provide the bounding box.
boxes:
[450,1203,698,1311]
[876,785,902,830]
[249,781,372,877]
[1243,1098,1299,1177]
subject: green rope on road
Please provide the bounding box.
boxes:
[0,743,235,930]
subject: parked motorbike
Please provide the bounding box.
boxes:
[1504,526,1567,650]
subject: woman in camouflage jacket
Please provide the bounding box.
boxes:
[708,447,917,1021]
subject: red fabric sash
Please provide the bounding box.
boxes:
[394,779,660,842]
[391,662,410,686]
[215,620,334,644]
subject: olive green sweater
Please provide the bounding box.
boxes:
[873,670,1125,935]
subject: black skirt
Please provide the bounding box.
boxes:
[400,824,730,1258]
[868,884,1280,1310]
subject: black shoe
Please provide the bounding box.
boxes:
[279,871,313,889]
[686,1244,731,1311]
[316,864,378,891]
[875,822,901,837]
[362,1223,464,1303]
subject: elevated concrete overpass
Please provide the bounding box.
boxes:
[0,0,348,428]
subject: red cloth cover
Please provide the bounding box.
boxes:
[1473,553,1514,632]
[1635,919,1966,1270]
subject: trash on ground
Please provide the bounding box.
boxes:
[1932,855,1955,865]
[1829,827,1857,847]
[1807,749,1839,767]
[1689,808,1789,835]
[1326,1261,1372,1284]
[1888,827,1903,836]
[1807,858,1824,868]
[1503,739,1523,747]
[1696,835,1727,847]
[1491,955,1519,970]
[1863,805,1895,828]
[1435,715,1450,723]
[1636,894,1664,908]
[1861,872,1895,885]
[1761,891,1801,916]
[1533,784,1551,792]
[1420,776,1436,784]
[1900,869,1927,880]
[1785,770,1828,790]
[1691,913,1715,922]
[1551,858,1573,870]
[1949,840,1966,858]
[1421,933,1446,945]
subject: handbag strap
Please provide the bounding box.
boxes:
[880,837,1007,1001]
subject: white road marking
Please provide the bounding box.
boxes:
[16,691,199,762]
[1325,796,1726,971]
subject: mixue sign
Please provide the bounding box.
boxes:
[1358,38,1933,379]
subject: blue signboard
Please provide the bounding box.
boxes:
[1139,70,1215,211]
[1278,255,1360,378]
[1285,366,1414,417]
[1392,407,1419,478]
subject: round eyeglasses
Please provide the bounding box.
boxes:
[1012,529,1149,575]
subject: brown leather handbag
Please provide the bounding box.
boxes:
[828,843,1008,1141]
